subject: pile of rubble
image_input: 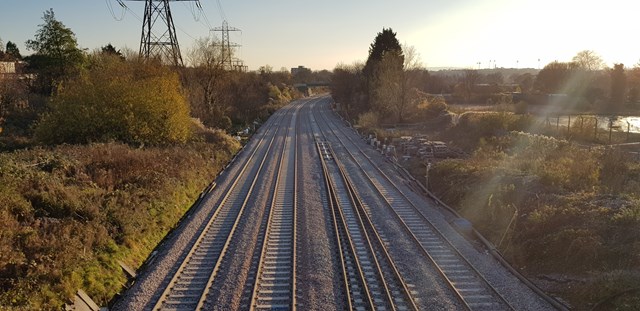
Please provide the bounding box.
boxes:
[365,134,453,161]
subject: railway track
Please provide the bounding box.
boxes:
[247,106,299,310]
[151,108,293,311]
[312,111,418,311]
[312,98,516,310]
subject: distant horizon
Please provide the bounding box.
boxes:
[1,1,639,71]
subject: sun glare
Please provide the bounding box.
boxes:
[408,0,640,68]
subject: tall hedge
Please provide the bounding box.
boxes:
[35,55,191,145]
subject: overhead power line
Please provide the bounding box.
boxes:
[106,0,126,21]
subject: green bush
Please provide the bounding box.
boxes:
[35,56,191,146]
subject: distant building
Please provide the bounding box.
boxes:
[291,65,310,76]
[0,61,16,78]
[0,61,28,80]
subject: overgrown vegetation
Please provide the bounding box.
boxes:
[330,25,640,310]
[0,8,299,309]
[35,55,192,145]
[415,112,640,309]
[0,136,240,309]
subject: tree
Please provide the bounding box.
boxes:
[610,63,626,110]
[513,73,534,93]
[331,62,366,115]
[627,65,640,106]
[258,64,273,75]
[362,29,405,121]
[35,55,191,145]
[370,52,404,122]
[5,41,21,60]
[184,37,232,129]
[363,28,403,79]
[534,61,575,93]
[227,71,270,125]
[485,72,504,86]
[100,43,123,59]
[0,37,4,60]
[572,50,604,71]
[402,44,422,71]
[25,9,85,95]
[458,70,480,103]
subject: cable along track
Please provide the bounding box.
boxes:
[313,98,515,311]
[152,108,293,311]
[312,112,417,311]
[248,105,299,310]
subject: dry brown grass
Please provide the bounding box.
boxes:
[0,135,239,309]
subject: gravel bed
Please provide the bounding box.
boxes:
[112,95,556,311]
[295,100,343,310]
[319,97,558,310]
[111,108,288,311]
[315,102,459,310]
[202,111,288,310]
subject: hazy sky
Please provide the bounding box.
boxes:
[1,0,639,71]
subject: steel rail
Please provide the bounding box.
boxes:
[333,149,419,311]
[195,110,295,310]
[249,104,299,310]
[315,97,516,310]
[316,140,354,310]
[312,105,417,310]
[310,103,375,310]
[317,140,376,310]
[152,107,292,310]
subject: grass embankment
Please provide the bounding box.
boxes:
[405,112,640,309]
[0,130,240,309]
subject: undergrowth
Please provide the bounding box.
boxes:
[0,132,240,309]
[408,112,640,309]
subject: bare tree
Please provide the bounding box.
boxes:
[370,46,427,123]
[370,52,403,122]
[402,44,423,71]
[459,70,480,103]
[572,50,604,71]
[185,37,232,129]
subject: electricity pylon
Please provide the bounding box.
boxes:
[212,20,243,70]
[126,0,197,66]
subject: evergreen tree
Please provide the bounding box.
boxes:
[363,28,403,78]
[362,28,404,115]
[101,43,123,59]
[610,63,626,111]
[5,41,21,60]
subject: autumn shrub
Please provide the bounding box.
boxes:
[416,97,448,120]
[0,136,239,309]
[414,110,640,308]
[357,111,380,129]
[599,148,631,193]
[34,55,191,145]
[446,112,534,150]
[424,131,629,268]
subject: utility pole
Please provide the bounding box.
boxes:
[424,160,432,191]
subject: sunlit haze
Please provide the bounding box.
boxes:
[1,0,638,70]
